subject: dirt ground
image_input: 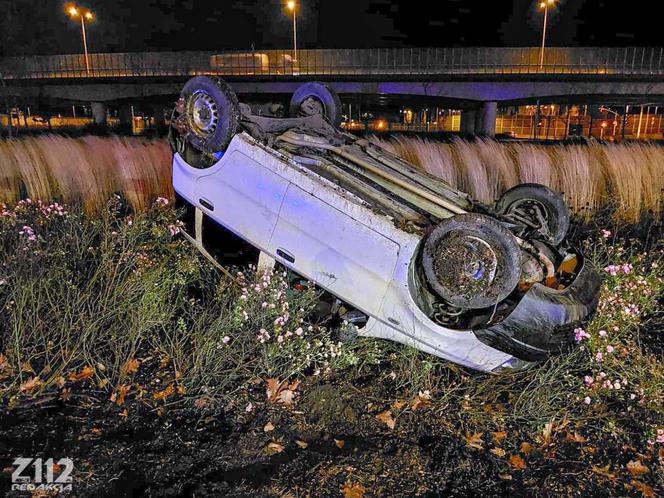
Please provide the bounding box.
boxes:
[1,358,662,498]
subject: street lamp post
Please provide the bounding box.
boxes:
[66,4,94,75]
[539,0,555,69]
[287,1,298,63]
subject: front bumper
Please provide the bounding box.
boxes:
[474,256,602,362]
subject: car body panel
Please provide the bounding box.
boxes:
[173,131,598,373]
[269,183,400,316]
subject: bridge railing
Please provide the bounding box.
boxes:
[1,47,663,79]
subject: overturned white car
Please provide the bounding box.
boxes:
[170,76,601,372]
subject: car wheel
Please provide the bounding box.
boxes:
[289,82,342,128]
[422,214,522,310]
[168,108,217,169]
[179,76,240,155]
[496,184,570,246]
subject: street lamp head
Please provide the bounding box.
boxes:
[287,1,296,11]
[84,11,94,21]
[67,5,79,17]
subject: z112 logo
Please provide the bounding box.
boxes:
[11,458,73,493]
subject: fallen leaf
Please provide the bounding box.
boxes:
[490,447,506,458]
[492,431,507,443]
[264,422,275,432]
[498,473,513,481]
[68,366,94,383]
[630,480,656,498]
[59,388,72,402]
[376,410,396,430]
[266,378,299,405]
[266,442,284,455]
[276,389,296,406]
[20,361,34,374]
[111,384,131,406]
[266,378,285,401]
[591,464,616,480]
[626,460,649,476]
[55,376,66,388]
[120,358,140,376]
[508,455,526,470]
[341,481,366,498]
[565,431,587,443]
[464,432,484,450]
[520,442,534,455]
[334,439,345,449]
[119,409,128,417]
[392,399,407,410]
[194,397,209,410]
[295,440,308,449]
[153,384,175,401]
[176,385,186,395]
[411,391,433,411]
[0,355,9,372]
[541,421,554,445]
[19,376,42,394]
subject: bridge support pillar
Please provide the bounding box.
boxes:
[153,104,166,128]
[477,101,497,136]
[460,109,477,135]
[119,104,133,133]
[91,102,107,126]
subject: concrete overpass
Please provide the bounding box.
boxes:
[2,47,663,135]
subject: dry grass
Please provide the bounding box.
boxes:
[0,134,662,221]
[371,136,664,222]
[0,135,172,212]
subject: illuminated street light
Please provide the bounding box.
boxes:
[286,1,298,63]
[538,0,556,69]
[66,3,95,74]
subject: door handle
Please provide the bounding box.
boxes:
[199,198,214,211]
[276,248,295,264]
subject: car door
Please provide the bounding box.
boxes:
[195,150,289,251]
[268,183,400,316]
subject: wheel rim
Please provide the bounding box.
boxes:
[189,91,219,136]
[299,96,325,117]
[431,232,499,301]
[460,236,498,284]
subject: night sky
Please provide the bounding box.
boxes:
[0,0,660,56]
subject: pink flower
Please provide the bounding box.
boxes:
[595,352,603,362]
[574,328,591,343]
[606,345,614,353]
[222,336,230,344]
[599,330,607,338]
[584,396,591,404]
[584,375,594,386]
[601,229,611,238]
[656,429,664,443]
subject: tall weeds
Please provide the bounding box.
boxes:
[0,134,662,221]
[0,135,172,213]
[371,136,664,222]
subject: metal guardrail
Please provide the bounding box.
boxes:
[1,47,663,80]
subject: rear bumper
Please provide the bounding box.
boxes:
[473,256,602,362]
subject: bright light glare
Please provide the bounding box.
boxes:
[68,6,78,16]
[287,1,296,10]
[84,11,93,20]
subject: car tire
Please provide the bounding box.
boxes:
[289,82,342,128]
[180,76,240,154]
[496,183,570,246]
[422,213,522,310]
